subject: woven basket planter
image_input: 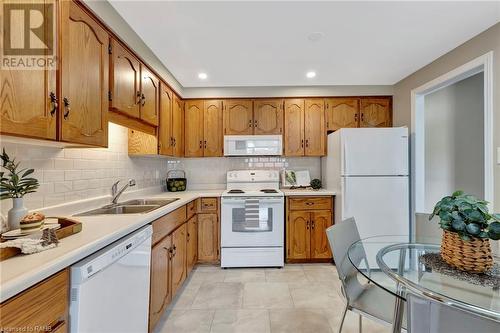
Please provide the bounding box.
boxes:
[441,230,493,273]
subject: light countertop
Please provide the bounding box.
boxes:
[281,189,336,196]
[0,188,335,302]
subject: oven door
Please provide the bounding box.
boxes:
[221,197,284,247]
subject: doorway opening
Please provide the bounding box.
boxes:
[410,52,494,239]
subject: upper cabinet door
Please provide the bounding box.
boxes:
[172,95,184,157]
[204,100,223,157]
[304,99,325,156]
[325,98,359,131]
[140,67,159,126]
[60,0,108,147]
[109,38,140,119]
[360,97,392,128]
[1,0,56,140]
[158,83,173,156]
[253,99,284,135]
[223,99,253,135]
[184,100,204,157]
[284,99,305,156]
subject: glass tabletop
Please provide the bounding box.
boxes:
[347,235,500,322]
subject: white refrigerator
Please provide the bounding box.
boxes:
[322,127,410,240]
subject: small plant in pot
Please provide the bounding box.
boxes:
[0,149,40,231]
[429,190,500,273]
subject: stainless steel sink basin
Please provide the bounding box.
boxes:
[75,198,179,216]
[121,198,179,206]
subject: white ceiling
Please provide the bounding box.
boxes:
[109,1,500,87]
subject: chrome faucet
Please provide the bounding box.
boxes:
[111,179,136,204]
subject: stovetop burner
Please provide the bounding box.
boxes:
[228,189,245,194]
[260,189,278,193]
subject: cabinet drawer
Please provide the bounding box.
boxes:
[152,206,187,245]
[199,198,218,212]
[288,197,332,211]
[0,269,68,330]
[187,200,196,219]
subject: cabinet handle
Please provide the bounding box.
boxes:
[311,220,315,229]
[187,232,190,241]
[141,93,146,106]
[248,119,252,127]
[63,97,70,120]
[136,91,142,104]
[361,113,364,122]
[355,113,359,122]
[49,92,58,116]
[305,139,309,147]
[306,221,310,230]
[254,120,258,128]
[204,140,207,149]
[306,202,314,206]
[301,139,304,148]
[199,140,203,149]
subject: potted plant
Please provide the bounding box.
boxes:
[0,149,40,230]
[430,190,500,273]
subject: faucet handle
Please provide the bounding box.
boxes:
[111,180,120,195]
[128,179,136,187]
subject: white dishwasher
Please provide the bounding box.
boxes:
[70,225,152,333]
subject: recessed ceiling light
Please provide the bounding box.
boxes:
[198,72,208,80]
[306,71,316,78]
[308,32,324,42]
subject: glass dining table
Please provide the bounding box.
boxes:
[347,235,500,333]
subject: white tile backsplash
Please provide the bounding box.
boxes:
[1,122,322,213]
[0,123,169,215]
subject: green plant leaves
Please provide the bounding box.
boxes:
[488,222,500,240]
[0,150,39,200]
[430,190,500,241]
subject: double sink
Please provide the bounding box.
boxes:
[75,198,179,216]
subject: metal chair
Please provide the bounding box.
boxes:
[326,217,406,333]
[407,292,499,333]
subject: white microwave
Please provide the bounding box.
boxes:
[224,135,283,156]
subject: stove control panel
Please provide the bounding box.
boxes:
[227,170,279,183]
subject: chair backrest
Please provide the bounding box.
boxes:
[326,218,367,301]
[407,293,499,333]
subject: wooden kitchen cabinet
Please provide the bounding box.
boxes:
[360,97,392,128]
[185,100,205,157]
[172,94,184,157]
[186,215,198,275]
[109,38,141,119]
[204,100,224,156]
[287,211,311,260]
[325,98,359,131]
[304,99,325,156]
[171,223,187,296]
[60,0,108,147]
[223,99,253,135]
[140,67,160,126]
[0,0,57,141]
[286,196,333,262]
[284,99,305,156]
[309,210,333,259]
[0,269,69,332]
[158,82,174,156]
[149,235,172,331]
[197,213,219,263]
[253,99,284,135]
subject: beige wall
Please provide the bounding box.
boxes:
[394,23,500,210]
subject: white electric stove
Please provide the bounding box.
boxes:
[221,170,284,268]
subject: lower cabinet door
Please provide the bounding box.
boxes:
[149,235,172,332]
[186,216,198,274]
[197,213,219,262]
[310,210,333,259]
[287,211,310,260]
[171,224,187,296]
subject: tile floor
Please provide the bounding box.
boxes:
[154,264,390,333]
